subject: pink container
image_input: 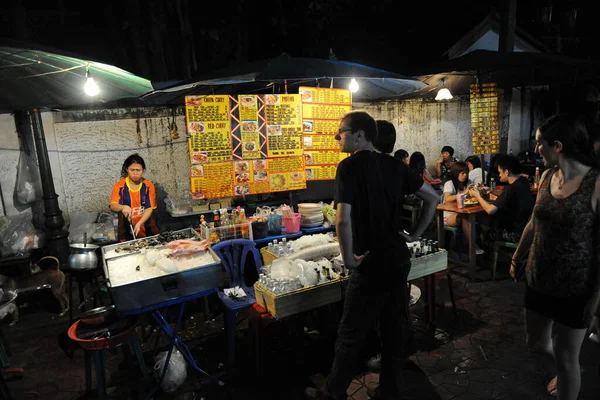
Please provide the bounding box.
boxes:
[282,213,301,233]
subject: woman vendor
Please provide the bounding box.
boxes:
[110,153,159,241]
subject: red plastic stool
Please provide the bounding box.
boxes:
[68,320,150,399]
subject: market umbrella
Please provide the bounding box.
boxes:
[141,53,426,104]
[0,39,153,112]
[402,49,600,99]
[0,39,154,269]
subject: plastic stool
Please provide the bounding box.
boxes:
[68,320,150,399]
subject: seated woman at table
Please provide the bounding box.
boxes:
[410,151,441,186]
[465,155,483,185]
[443,161,484,254]
[468,155,534,244]
[394,149,410,165]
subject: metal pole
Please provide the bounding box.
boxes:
[28,109,70,269]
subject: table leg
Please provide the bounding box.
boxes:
[68,273,73,325]
[468,214,476,280]
[436,210,445,249]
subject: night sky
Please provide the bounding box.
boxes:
[1,0,598,82]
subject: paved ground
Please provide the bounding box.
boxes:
[1,249,599,400]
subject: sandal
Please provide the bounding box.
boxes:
[547,376,557,397]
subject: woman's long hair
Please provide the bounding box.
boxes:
[409,151,427,176]
[538,113,599,167]
[450,161,469,192]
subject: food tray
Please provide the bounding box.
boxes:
[101,228,223,315]
[254,279,342,319]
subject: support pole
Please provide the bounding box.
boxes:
[29,109,70,268]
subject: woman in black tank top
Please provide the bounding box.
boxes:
[511,114,600,400]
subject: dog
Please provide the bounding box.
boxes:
[0,256,69,325]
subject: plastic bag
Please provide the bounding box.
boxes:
[153,349,187,393]
[16,150,43,205]
[0,214,35,257]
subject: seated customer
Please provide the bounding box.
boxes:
[409,151,441,185]
[435,145,457,182]
[443,161,483,254]
[394,149,410,165]
[468,155,534,243]
[465,155,483,185]
[486,153,504,187]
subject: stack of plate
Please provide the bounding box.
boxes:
[298,203,324,228]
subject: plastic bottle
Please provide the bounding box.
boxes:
[533,167,540,189]
[509,148,514,156]
[490,177,496,190]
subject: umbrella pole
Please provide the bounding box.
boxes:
[28,109,70,269]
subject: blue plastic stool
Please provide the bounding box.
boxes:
[211,239,263,363]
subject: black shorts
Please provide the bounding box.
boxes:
[524,285,591,329]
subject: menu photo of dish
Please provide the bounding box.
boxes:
[242,141,257,152]
[254,170,268,181]
[234,160,249,173]
[303,120,314,132]
[241,120,258,132]
[306,168,314,180]
[300,89,313,102]
[187,121,205,133]
[304,152,313,165]
[191,165,204,177]
[191,151,209,165]
[267,125,282,136]
[253,159,267,171]
[239,95,256,108]
[185,96,203,107]
[270,174,287,190]
[265,94,280,106]
[234,185,250,196]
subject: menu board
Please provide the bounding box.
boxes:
[186,95,232,164]
[231,95,267,160]
[264,94,303,157]
[186,90,345,199]
[300,87,352,180]
[470,83,500,155]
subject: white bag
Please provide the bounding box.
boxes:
[153,349,187,393]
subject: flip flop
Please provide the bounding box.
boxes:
[547,375,557,397]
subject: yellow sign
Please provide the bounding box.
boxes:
[470,83,500,155]
[300,87,352,180]
[186,95,232,163]
[265,94,303,157]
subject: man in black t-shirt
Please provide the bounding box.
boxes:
[305,111,439,400]
[468,155,534,242]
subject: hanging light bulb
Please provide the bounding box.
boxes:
[349,78,359,93]
[435,78,453,101]
[435,88,453,100]
[84,67,100,97]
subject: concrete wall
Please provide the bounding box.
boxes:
[0,97,534,226]
[356,97,474,174]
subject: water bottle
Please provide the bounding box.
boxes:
[490,177,496,190]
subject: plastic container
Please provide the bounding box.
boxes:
[251,220,269,239]
[267,214,283,235]
[282,213,301,234]
[456,193,465,209]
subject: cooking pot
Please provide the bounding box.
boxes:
[69,243,99,270]
[79,305,117,327]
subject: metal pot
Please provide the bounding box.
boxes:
[69,243,99,270]
[79,305,116,327]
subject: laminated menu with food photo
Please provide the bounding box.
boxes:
[300,87,352,180]
[186,95,233,164]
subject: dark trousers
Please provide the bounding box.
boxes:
[325,262,412,400]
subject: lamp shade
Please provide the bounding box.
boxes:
[435,87,453,100]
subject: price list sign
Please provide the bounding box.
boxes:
[268,156,307,192]
[264,94,303,158]
[470,83,500,155]
[186,95,232,164]
[300,87,352,180]
[190,161,234,200]
[231,159,270,196]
